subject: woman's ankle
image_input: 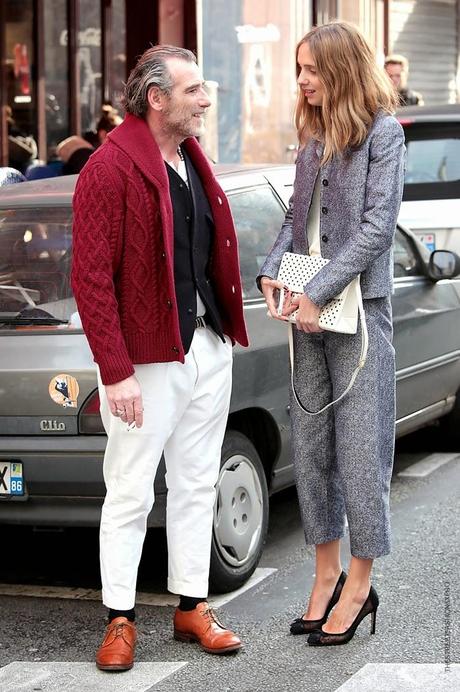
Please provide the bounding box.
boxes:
[314,567,342,586]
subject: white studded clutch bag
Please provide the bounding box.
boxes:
[276,251,368,415]
[277,252,360,333]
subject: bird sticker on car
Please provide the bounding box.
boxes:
[48,374,79,408]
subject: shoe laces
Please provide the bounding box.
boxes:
[200,605,225,631]
[110,621,131,641]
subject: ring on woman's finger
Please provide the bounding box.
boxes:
[116,408,125,415]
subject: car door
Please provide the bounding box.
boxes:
[225,181,293,490]
[393,227,460,434]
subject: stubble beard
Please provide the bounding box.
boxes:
[162,108,205,141]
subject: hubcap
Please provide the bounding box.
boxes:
[213,454,264,567]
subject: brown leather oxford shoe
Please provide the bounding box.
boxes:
[96,616,137,671]
[174,602,242,654]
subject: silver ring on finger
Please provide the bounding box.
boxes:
[116,408,125,415]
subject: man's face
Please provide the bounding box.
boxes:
[385,62,404,89]
[160,58,211,139]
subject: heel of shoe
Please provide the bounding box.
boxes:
[370,609,377,635]
[174,630,193,643]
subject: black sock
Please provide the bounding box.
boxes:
[108,608,135,623]
[178,595,206,611]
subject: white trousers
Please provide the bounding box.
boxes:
[97,328,233,610]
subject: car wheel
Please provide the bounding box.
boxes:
[209,430,269,594]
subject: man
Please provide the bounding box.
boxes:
[384,54,424,107]
[71,45,248,671]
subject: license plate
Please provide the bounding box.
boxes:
[0,461,24,496]
[418,233,436,252]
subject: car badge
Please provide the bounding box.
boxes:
[40,420,66,432]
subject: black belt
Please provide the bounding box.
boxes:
[195,315,206,329]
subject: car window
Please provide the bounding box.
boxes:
[228,185,285,299]
[401,123,460,201]
[405,137,460,184]
[0,207,75,328]
[393,229,422,278]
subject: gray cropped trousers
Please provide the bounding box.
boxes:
[291,297,395,559]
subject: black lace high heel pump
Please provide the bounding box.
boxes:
[307,584,379,646]
[290,571,347,635]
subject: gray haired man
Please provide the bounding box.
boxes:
[72,45,248,670]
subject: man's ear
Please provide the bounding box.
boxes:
[147,86,165,112]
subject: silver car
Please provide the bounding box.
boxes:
[1,167,460,593]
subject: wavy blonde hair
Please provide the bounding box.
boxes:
[295,22,398,161]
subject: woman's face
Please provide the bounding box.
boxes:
[297,42,324,107]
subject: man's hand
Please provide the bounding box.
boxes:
[260,276,288,321]
[290,293,323,333]
[105,374,144,428]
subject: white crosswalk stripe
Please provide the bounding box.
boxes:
[398,452,460,478]
[335,663,460,691]
[0,662,187,692]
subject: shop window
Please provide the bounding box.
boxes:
[44,0,69,155]
[4,0,37,173]
[79,1,102,136]
[201,0,311,164]
[110,0,126,113]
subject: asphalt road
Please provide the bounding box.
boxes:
[0,431,459,692]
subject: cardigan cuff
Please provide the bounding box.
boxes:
[96,354,135,386]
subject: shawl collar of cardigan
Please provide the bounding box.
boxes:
[107,113,235,269]
[108,113,216,194]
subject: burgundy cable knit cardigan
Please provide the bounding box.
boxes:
[71,114,248,385]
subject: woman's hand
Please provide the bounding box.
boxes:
[260,276,288,320]
[290,293,323,332]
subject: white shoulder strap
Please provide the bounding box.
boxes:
[288,287,368,416]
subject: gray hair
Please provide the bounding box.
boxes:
[123,45,197,117]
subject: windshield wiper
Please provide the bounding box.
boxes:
[0,310,68,326]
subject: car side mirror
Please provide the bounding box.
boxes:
[429,250,460,280]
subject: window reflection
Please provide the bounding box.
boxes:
[405,138,460,184]
[393,230,421,278]
[228,186,285,298]
[79,2,102,134]
[0,207,74,322]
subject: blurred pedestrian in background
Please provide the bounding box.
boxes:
[6,106,38,174]
[83,104,123,148]
[384,54,424,107]
[56,135,94,175]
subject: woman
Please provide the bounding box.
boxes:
[258,22,405,646]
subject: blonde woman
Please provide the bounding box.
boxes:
[258,22,405,646]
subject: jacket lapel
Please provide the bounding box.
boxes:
[108,115,215,191]
[107,114,170,191]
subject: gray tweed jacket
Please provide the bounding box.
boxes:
[258,111,406,307]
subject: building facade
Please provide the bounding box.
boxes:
[0,0,456,170]
[389,0,460,105]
